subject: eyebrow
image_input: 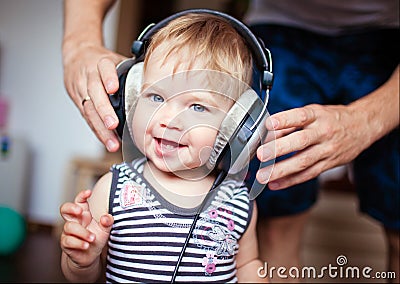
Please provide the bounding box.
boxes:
[141,83,164,93]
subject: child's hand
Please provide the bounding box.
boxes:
[60,189,113,268]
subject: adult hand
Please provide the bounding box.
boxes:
[63,43,126,152]
[256,104,373,190]
[256,66,399,190]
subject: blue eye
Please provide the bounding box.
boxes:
[150,94,164,103]
[191,104,206,112]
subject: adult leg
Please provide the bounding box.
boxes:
[257,211,310,278]
[252,178,318,283]
[335,28,399,283]
[247,25,325,282]
[353,128,399,283]
[384,228,399,283]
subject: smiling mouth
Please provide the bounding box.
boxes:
[155,138,185,154]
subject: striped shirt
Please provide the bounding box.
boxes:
[106,158,253,283]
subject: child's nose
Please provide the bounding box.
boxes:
[157,104,183,129]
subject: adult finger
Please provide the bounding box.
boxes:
[267,159,328,190]
[63,62,89,113]
[261,126,296,149]
[255,164,274,185]
[86,70,119,131]
[82,96,120,151]
[268,106,317,131]
[98,57,120,95]
[262,142,331,185]
[257,128,320,163]
[268,150,320,181]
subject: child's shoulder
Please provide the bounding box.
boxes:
[217,177,250,205]
[88,171,114,221]
[220,177,249,193]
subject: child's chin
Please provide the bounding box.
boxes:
[151,159,186,172]
[154,160,209,176]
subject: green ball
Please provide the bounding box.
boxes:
[0,206,26,256]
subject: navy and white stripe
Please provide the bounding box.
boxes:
[106,158,253,283]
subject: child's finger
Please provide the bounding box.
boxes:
[60,202,83,223]
[63,221,95,244]
[61,234,92,251]
[99,214,114,233]
[74,189,92,204]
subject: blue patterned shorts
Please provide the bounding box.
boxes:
[247,25,399,230]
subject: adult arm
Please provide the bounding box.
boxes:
[257,65,399,190]
[62,0,126,151]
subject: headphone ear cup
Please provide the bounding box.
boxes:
[110,60,144,139]
[229,109,268,174]
[109,75,127,138]
[120,62,145,162]
[109,58,136,137]
[207,89,261,173]
[124,61,144,135]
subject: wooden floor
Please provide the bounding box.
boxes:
[0,175,391,283]
[0,225,67,283]
[301,186,388,283]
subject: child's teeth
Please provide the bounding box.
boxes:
[163,144,175,150]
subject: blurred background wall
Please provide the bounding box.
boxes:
[0,0,242,226]
[0,0,120,225]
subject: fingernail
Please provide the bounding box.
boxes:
[89,234,95,242]
[261,148,272,161]
[106,81,117,93]
[257,168,272,183]
[104,115,117,129]
[106,139,118,151]
[271,117,279,128]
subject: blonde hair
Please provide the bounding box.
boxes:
[143,13,253,98]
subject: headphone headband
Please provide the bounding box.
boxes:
[131,9,273,91]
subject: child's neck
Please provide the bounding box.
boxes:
[143,160,216,208]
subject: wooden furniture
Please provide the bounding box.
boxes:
[53,150,122,237]
[62,151,122,203]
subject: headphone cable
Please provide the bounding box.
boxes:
[170,170,227,283]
